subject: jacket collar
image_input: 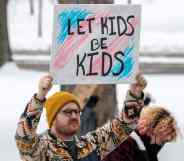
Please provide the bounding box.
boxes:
[47,130,87,149]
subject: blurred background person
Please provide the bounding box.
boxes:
[102,105,178,161]
[79,95,99,135]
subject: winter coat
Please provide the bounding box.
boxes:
[125,90,152,106]
[15,95,134,161]
[102,131,162,161]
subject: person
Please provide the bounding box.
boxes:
[123,73,152,129]
[103,105,178,161]
[103,72,177,161]
[79,95,99,135]
[102,104,178,161]
[15,74,136,161]
[125,72,153,106]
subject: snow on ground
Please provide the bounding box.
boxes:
[0,63,59,161]
[8,0,184,54]
[0,63,184,161]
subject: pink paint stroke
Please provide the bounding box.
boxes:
[52,11,111,69]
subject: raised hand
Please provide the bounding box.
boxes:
[37,74,53,100]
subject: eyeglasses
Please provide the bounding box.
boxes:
[60,108,81,117]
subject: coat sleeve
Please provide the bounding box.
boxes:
[83,117,134,160]
[15,95,46,161]
[140,133,164,161]
[102,137,137,161]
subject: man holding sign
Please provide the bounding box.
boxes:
[15,4,143,161]
[15,74,136,161]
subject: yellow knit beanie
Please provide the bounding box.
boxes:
[44,91,81,128]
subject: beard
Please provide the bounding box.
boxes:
[56,119,80,136]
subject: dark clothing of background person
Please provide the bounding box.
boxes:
[80,96,99,135]
[102,131,162,161]
[140,132,162,161]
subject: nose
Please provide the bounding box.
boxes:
[70,111,78,118]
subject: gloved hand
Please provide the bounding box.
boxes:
[124,101,142,120]
[121,101,142,129]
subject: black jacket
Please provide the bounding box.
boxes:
[139,132,162,161]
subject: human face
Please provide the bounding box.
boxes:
[130,83,144,96]
[53,102,81,136]
[137,116,152,135]
[135,83,145,94]
[137,109,152,135]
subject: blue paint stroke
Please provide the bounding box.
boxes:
[57,8,92,44]
[111,45,135,80]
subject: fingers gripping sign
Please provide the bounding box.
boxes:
[37,74,53,100]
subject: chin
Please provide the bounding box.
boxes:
[138,130,146,135]
[70,125,80,132]
[68,129,79,136]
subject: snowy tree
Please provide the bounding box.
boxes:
[29,0,34,15]
[38,0,43,37]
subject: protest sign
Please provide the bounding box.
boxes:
[51,4,141,84]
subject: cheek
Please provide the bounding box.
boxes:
[137,86,143,92]
[78,118,81,124]
[138,118,150,132]
[70,118,80,126]
[55,116,69,127]
[138,118,148,126]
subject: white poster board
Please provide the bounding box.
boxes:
[51,4,141,84]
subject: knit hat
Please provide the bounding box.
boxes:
[44,91,81,128]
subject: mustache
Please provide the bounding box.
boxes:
[69,119,79,123]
